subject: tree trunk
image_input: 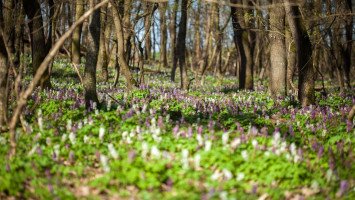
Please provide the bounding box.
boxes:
[96,6,109,82]
[110,0,137,89]
[83,0,101,109]
[170,0,178,81]
[286,28,296,92]
[174,0,188,90]
[230,0,247,89]
[285,0,315,106]
[23,0,51,89]
[159,2,168,69]
[269,0,287,98]
[72,0,84,65]
[0,38,8,131]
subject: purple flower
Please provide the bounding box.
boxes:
[337,180,349,197]
[317,146,324,158]
[346,120,352,132]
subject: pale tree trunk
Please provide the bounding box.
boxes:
[285,0,315,106]
[83,0,101,109]
[194,0,202,72]
[144,2,157,62]
[110,0,137,89]
[72,0,85,65]
[286,28,296,92]
[23,0,51,89]
[159,2,168,69]
[269,0,287,98]
[199,4,211,85]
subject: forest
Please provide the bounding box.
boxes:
[0,0,354,199]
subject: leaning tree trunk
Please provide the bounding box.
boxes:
[269,0,287,98]
[23,0,51,89]
[110,0,137,89]
[72,0,85,65]
[285,0,315,106]
[83,0,101,109]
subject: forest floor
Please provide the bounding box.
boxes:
[0,59,354,199]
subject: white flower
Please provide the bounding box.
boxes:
[231,138,241,149]
[100,155,110,172]
[69,132,76,145]
[222,132,229,146]
[241,150,248,161]
[290,143,297,156]
[151,146,161,159]
[236,172,245,181]
[66,120,72,132]
[223,169,233,180]
[107,100,112,111]
[181,149,189,169]
[61,134,67,142]
[194,154,201,169]
[196,134,203,146]
[38,116,43,131]
[83,135,89,143]
[252,139,258,148]
[141,142,149,159]
[264,151,271,157]
[108,144,118,159]
[211,170,221,180]
[99,126,105,141]
[219,191,228,200]
[205,140,212,152]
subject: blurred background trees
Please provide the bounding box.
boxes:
[0,0,353,130]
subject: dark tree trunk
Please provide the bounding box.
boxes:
[285,1,315,106]
[23,0,51,89]
[174,0,188,90]
[83,0,101,109]
[0,39,8,132]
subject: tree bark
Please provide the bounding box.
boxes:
[269,0,287,98]
[23,0,51,89]
[174,0,189,90]
[159,2,168,69]
[72,0,84,65]
[285,0,315,106]
[0,37,8,132]
[83,0,101,109]
[96,6,109,82]
[110,0,137,89]
[170,0,178,81]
